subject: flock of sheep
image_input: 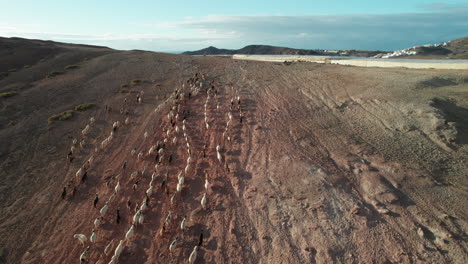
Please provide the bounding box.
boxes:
[65,72,244,263]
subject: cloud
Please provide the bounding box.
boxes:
[1,5,467,51]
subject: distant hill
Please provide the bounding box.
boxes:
[375,36,468,59]
[183,45,384,57]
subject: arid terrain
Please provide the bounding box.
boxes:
[0,37,467,264]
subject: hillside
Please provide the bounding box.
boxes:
[183,45,383,57]
[375,36,468,59]
[0,37,468,264]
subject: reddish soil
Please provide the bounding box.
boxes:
[0,38,467,264]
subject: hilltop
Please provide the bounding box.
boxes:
[0,37,467,264]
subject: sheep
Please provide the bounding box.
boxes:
[131,171,138,179]
[169,237,178,252]
[73,234,87,246]
[79,246,90,263]
[141,166,147,177]
[146,186,153,197]
[184,164,190,174]
[76,168,84,180]
[125,225,135,240]
[144,131,148,138]
[176,182,183,192]
[173,137,177,144]
[114,181,121,193]
[94,217,102,229]
[201,193,207,209]
[140,199,148,212]
[188,246,198,264]
[124,117,129,125]
[137,152,143,160]
[180,216,187,230]
[71,145,77,155]
[90,229,96,243]
[154,163,159,171]
[175,126,179,133]
[205,122,210,130]
[158,148,164,155]
[90,117,96,124]
[104,239,115,256]
[114,240,124,258]
[131,148,136,156]
[178,175,185,185]
[205,179,210,191]
[148,145,155,155]
[170,192,177,205]
[187,156,192,164]
[163,138,168,143]
[82,125,90,136]
[217,151,222,164]
[186,142,191,149]
[108,192,116,203]
[133,210,142,225]
[100,202,109,216]
[216,145,221,152]
[72,138,78,145]
[165,211,172,225]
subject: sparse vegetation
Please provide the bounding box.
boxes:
[121,83,129,88]
[46,71,63,78]
[65,64,78,70]
[0,91,18,98]
[9,121,16,126]
[130,79,142,85]
[24,65,31,68]
[120,89,130,93]
[48,110,74,123]
[8,69,17,72]
[74,103,95,111]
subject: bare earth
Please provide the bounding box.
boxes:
[0,39,467,264]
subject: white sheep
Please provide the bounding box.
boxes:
[72,138,78,145]
[137,152,143,160]
[130,171,137,179]
[138,213,144,225]
[94,217,102,229]
[104,239,115,256]
[176,182,183,192]
[114,240,124,258]
[148,145,155,155]
[178,175,185,185]
[216,145,221,152]
[187,156,192,164]
[75,168,84,181]
[70,145,76,155]
[146,186,153,197]
[125,224,135,240]
[188,246,198,264]
[90,229,96,243]
[217,151,222,164]
[90,117,95,124]
[73,234,87,246]
[184,164,190,174]
[169,237,178,252]
[201,193,207,209]
[165,211,172,225]
[205,179,210,191]
[124,117,129,125]
[108,192,116,203]
[180,216,187,230]
[79,246,90,263]
[131,149,136,156]
[100,202,109,216]
[173,137,177,144]
[114,181,121,193]
[133,210,142,225]
[144,131,148,138]
[170,192,177,205]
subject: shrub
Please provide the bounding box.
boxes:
[48,110,74,123]
[46,71,63,78]
[65,65,78,70]
[74,103,95,111]
[0,91,18,98]
[0,72,9,79]
[130,79,142,85]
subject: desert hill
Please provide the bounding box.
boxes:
[0,37,467,264]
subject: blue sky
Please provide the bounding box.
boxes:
[0,0,467,52]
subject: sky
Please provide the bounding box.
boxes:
[0,0,467,52]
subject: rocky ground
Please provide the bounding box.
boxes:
[0,38,467,264]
